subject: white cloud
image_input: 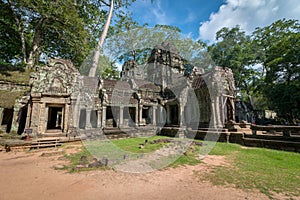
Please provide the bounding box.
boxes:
[199,0,300,43]
[185,12,196,23]
[131,0,172,26]
[115,62,123,72]
[151,0,168,24]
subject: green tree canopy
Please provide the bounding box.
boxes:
[208,26,260,109]
[0,0,135,68]
[253,19,300,122]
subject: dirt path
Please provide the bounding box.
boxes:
[0,145,280,200]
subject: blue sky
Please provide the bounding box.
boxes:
[129,0,224,39]
[129,0,300,43]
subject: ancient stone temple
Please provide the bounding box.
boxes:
[0,42,236,136]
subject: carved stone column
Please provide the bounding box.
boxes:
[70,98,79,128]
[211,99,216,128]
[119,106,124,128]
[38,102,46,134]
[44,106,49,132]
[230,98,235,121]
[63,104,70,133]
[138,104,143,126]
[85,108,92,129]
[159,105,166,127]
[10,106,20,133]
[102,106,107,128]
[0,108,4,131]
[25,103,32,128]
[135,106,138,127]
[215,96,222,128]
[30,94,41,135]
[97,109,102,128]
[152,105,157,126]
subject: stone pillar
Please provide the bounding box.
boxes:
[230,98,235,121]
[71,98,78,128]
[63,104,70,133]
[159,105,166,127]
[30,102,39,134]
[29,94,41,135]
[0,107,4,131]
[179,105,185,127]
[138,104,143,126]
[38,102,46,134]
[97,109,102,128]
[25,103,32,128]
[185,104,191,127]
[102,106,107,128]
[152,105,157,126]
[85,108,92,129]
[135,106,138,126]
[44,106,49,132]
[119,106,124,128]
[211,99,216,128]
[10,106,20,133]
[215,96,222,128]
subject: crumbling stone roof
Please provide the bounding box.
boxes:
[133,79,160,92]
[103,80,131,91]
[106,94,138,105]
[154,41,179,54]
[192,75,207,89]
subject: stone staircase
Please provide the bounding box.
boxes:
[243,134,300,152]
[30,138,62,149]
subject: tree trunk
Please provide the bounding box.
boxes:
[7,0,26,64]
[88,0,114,77]
[27,17,47,68]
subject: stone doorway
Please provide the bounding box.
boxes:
[1,108,13,133]
[47,106,63,130]
[106,106,118,127]
[166,104,179,126]
[142,106,151,125]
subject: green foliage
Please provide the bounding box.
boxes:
[0,0,136,68]
[209,19,300,120]
[80,52,120,79]
[105,24,211,76]
[253,19,300,121]
[0,1,23,62]
[208,26,259,98]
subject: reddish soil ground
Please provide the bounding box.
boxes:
[0,143,289,200]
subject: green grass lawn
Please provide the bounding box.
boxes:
[64,136,300,198]
[203,142,300,197]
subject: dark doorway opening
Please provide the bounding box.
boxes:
[1,108,13,133]
[169,104,179,126]
[142,106,151,124]
[79,109,86,129]
[47,107,63,130]
[106,106,117,127]
[129,107,136,125]
[17,106,28,134]
[91,110,98,128]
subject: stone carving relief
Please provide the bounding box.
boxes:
[30,58,80,95]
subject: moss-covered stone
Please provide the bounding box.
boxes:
[0,90,25,109]
[0,70,32,84]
